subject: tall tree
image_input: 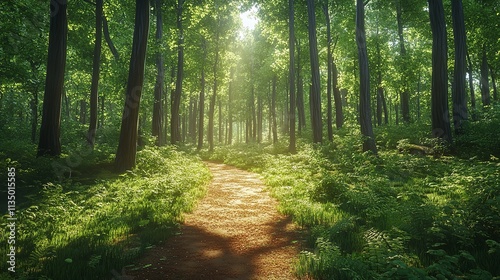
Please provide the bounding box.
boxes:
[491,66,498,101]
[332,55,344,128]
[86,0,103,147]
[152,0,164,145]
[208,15,220,152]
[428,0,451,141]
[306,0,322,143]
[227,67,234,145]
[480,45,491,106]
[451,0,467,134]
[271,75,278,144]
[396,0,410,123]
[466,51,476,110]
[197,38,207,150]
[356,0,377,154]
[296,39,306,133]
[289,0,296,152]
[322,1,333,141]
[114,0,150,172]
[37,0,68,157]
[171,0,184,144]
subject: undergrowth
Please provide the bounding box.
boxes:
[0,144,211,280]
[206,119,500,279]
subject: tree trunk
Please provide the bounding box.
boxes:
[87,0,103,146]
[466,51,476,109]
[152,0,164,145]
[375,23,383,127]
[257,94,263,143]
[114,0,149,172]
[296,39,306,134]
[480,45,490,106]
[102,15,119,61]
[228,68,234,144]
[218,98,223,143]
[289,0,296,152]
[356,0,377,154]
[332,62,343,129]
[306,0,322,143]
[428,0,452,142]
[197,38,207,150]
[251,85,257,141]
[189,96,196,142]
[451,0,468,134]
[208,26,220,151]
[271,75,278,144]
[396,0,410,123]
[490,65,497,101]
[38,0,67,157]
[171,0,184,144]
[323,1,333,142]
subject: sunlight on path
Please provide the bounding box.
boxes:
[128,162,303,280]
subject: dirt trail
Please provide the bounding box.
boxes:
[127,162,303,280]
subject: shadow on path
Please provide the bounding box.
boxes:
[127,162,303,280]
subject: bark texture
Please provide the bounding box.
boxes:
[114,0,149,172]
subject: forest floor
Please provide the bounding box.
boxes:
[127,162,305,280]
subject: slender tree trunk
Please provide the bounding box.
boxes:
[480,45,491,106]
[451,0,468,134]
[197,38,207,150]
[152,0,164,145]
[218,98,223,143]
[490,65,497,101]
[322,1,333,141]
[289,0,296,152]
[100,92,104,127]
[429,0,452,142]
[467,51,476,109]
[37,0,67,157]
[296,39,306,133]
[306,0,322,143]
[228,68,234,144]
[396,0,410,123]
[375,22,383,127]
[171,0,184,144]
[417,75,421,121]
[333,62,343,129]
[208,26,220,151]
[356,0,377,154]
[102,15,119,60]
[251,85,257,141]
[271,75,278,144]
[87,0,103,146]
[31,90,38,143]
[166,66,175,139]
[189,96,196,142]
[257,94,263,143]
[114,0,149,172]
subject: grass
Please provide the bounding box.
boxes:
[204,108,500,279]
[0,142,211,280]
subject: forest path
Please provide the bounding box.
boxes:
[127,162,304,280]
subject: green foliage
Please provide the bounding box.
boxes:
[208,124,500,279]
[0,146,210,280]
[455,104,500,160]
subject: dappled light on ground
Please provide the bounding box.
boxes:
[128,162,304,279]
